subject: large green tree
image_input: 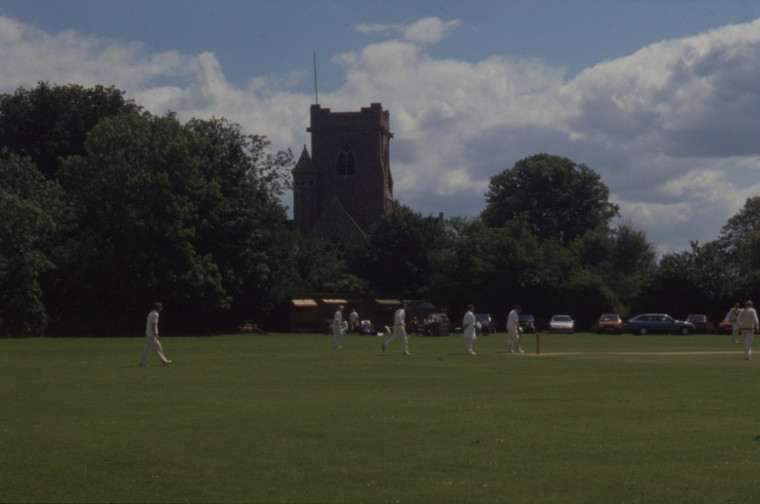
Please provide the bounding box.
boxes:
[0,156,65,335]
[563,224,656,326]
[348,202,445,298]
[57,112,227,333]
[717,196,760,257]
[185,117,297,323]
[431,216,545,321]
[481,153,620,244]
[54,112,296,334]
[645,197,760,319]
[0,82,140,179]
[476,155,654,329]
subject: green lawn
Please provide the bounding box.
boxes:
[1,331,759,503]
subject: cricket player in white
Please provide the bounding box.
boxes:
[507,305,523,353]
[463,305,477,355]
[139,302,171,367]
[738,300,759,360]
[726,302,741,344]
[382,304,409,355]
[348,309,359,333]
[332,305,345,349]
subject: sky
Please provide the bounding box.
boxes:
[1,0,760,255]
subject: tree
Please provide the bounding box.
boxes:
[0,82,140,179]
[547,224,654,327]
[481,154,619,244]
[53,112,299,334]
[605,224,657,311]
[348,203,446,298]
[718,196,760,257]
[645,197,760,320]
[290,233,348,293]
[56,112,230,333]
[0,156,65,335]
[185,117,297,323]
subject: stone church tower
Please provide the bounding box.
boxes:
[292,103,393,254]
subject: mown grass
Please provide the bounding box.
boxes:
[1,331,759,503]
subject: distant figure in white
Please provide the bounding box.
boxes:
[738,300,759,360]
[382,303,409,355]
[463,304,477,355]
[348,308,359,333]
[332,305,345,349]
[139,302,171,367]
[726,302,741,344]
[507,305,524,353]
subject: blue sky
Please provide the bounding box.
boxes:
[1,0,760,254]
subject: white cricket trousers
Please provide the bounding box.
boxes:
[464,337,475,355]
[384,325,408,353]
[508,329,521,351]
[140,335,168,365]
[742,329,754,359]
[332,327,343,349]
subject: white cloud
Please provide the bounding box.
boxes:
[354,17,460,46]
[0,15,23,43]
[401,17,460,45]
[0,15,196,92]
[1,13,759,254]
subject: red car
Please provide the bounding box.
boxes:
[718,319,734,334]
[686,314,714,334]
[597,314,623,334]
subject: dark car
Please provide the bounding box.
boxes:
[686,314,714,334]
[518,313,536,333]
[475,313,497,335]
[420,313,451,336]
[623,313,695,335]
[597,313,623,334]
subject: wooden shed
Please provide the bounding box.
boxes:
[289,291,403,333]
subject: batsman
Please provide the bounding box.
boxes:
[507,305,524,353]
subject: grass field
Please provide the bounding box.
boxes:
[1,331,759,504]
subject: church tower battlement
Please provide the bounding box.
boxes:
[292,103,394,253]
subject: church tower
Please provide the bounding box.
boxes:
[292,103,394,252]
[292,145,317,234]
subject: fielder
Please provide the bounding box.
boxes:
[139,302,171,367]
[382,303,409,355]
[738,300,759,360]
[726,302,741,344]
[463,305,477,355]
[332,305,345,349]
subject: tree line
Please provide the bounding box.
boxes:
[1,83,758,336]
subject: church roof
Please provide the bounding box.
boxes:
[292,145,315,174]
[312,194,368,243]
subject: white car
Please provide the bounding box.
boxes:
[549,315,575,334]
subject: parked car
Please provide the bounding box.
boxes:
[420,313,452,336]
[718,318,734,334]
[475,313,497,335]
[518,313,536,333]
[623,313,695,335]
[686,314,714,334]
[549,315,575,334]
[597,313,622,334]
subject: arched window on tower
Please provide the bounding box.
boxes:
[337,144,355,176]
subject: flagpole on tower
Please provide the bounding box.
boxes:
[313,51,319,105]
